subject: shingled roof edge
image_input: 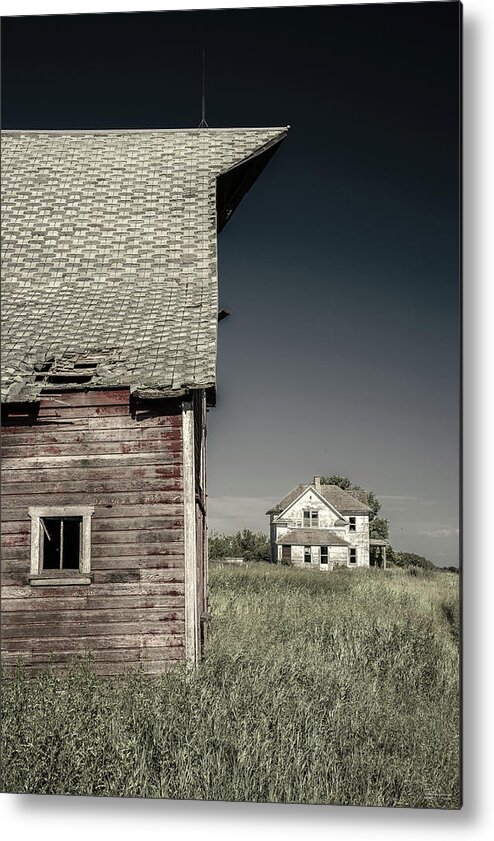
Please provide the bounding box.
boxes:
[2,126,290,135]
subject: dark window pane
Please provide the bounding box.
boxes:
[63,518,81,569]
[42,518,61,569]
[41,516,82,571]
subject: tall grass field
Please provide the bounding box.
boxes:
[1,563,460,808]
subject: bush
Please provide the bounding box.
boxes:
[394,551,435,571]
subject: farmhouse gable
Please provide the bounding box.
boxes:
[273,485,348,526]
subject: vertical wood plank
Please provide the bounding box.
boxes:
[182,401,198,665]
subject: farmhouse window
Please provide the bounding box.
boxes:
[28,506,94,586]
[349,517,356,532]
[320,546,329,565]
[349,548,357,565]
[304,546,312,564]
[303,510,319,527]
[281,545,292,562]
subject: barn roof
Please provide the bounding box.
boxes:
[266,483,371,515]
[277,529,350,546]
[1,127,288,403]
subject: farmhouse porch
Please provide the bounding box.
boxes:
[369,538,388,569]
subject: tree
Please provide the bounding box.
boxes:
[208,531,230,560]
[368,517,389,540]
[322,475,351,491]
[320,474,389,539]
[208,529,271,562]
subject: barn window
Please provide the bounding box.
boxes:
[28,506,94,586]
[303,510,319,527]
[320,546,329,565]
[40,518,82,570]
[304,546,312,564]
[349,548,357,565]
[349,517,356,532]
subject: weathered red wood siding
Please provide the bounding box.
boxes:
[1,389,186,675]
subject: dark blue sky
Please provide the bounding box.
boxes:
[1,2,461,565]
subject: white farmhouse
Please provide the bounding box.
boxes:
[267,476,387,570]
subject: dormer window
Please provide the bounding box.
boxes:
[349,517,356,532]
[303,510,319,527]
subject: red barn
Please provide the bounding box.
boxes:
[1,127,287,674]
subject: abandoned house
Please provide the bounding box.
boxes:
[1,126,288,674]
[267,476,388,570]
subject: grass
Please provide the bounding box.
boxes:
[1,563,460,807]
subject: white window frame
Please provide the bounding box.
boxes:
[349,548,357,565]
[349,517,357,532]
[303,509,319,528]
[28,505,94,586]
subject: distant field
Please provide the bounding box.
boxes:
[2,563,460,808]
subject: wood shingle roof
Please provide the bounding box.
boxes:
[1,127,288,402]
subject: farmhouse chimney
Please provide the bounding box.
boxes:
[313,476,321,489]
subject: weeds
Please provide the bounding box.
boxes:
[1,564,460,807]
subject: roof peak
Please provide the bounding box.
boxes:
[2,126,290,136]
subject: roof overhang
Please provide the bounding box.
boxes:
[216,130,288,233]
[277,529,350,547]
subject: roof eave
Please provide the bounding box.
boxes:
[216,129,288,233]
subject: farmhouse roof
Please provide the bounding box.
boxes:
[266,483,371,515]
[266,484,307,515]
[1,127,288,403]
[277,529,350,546]
[320,485,371,514]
